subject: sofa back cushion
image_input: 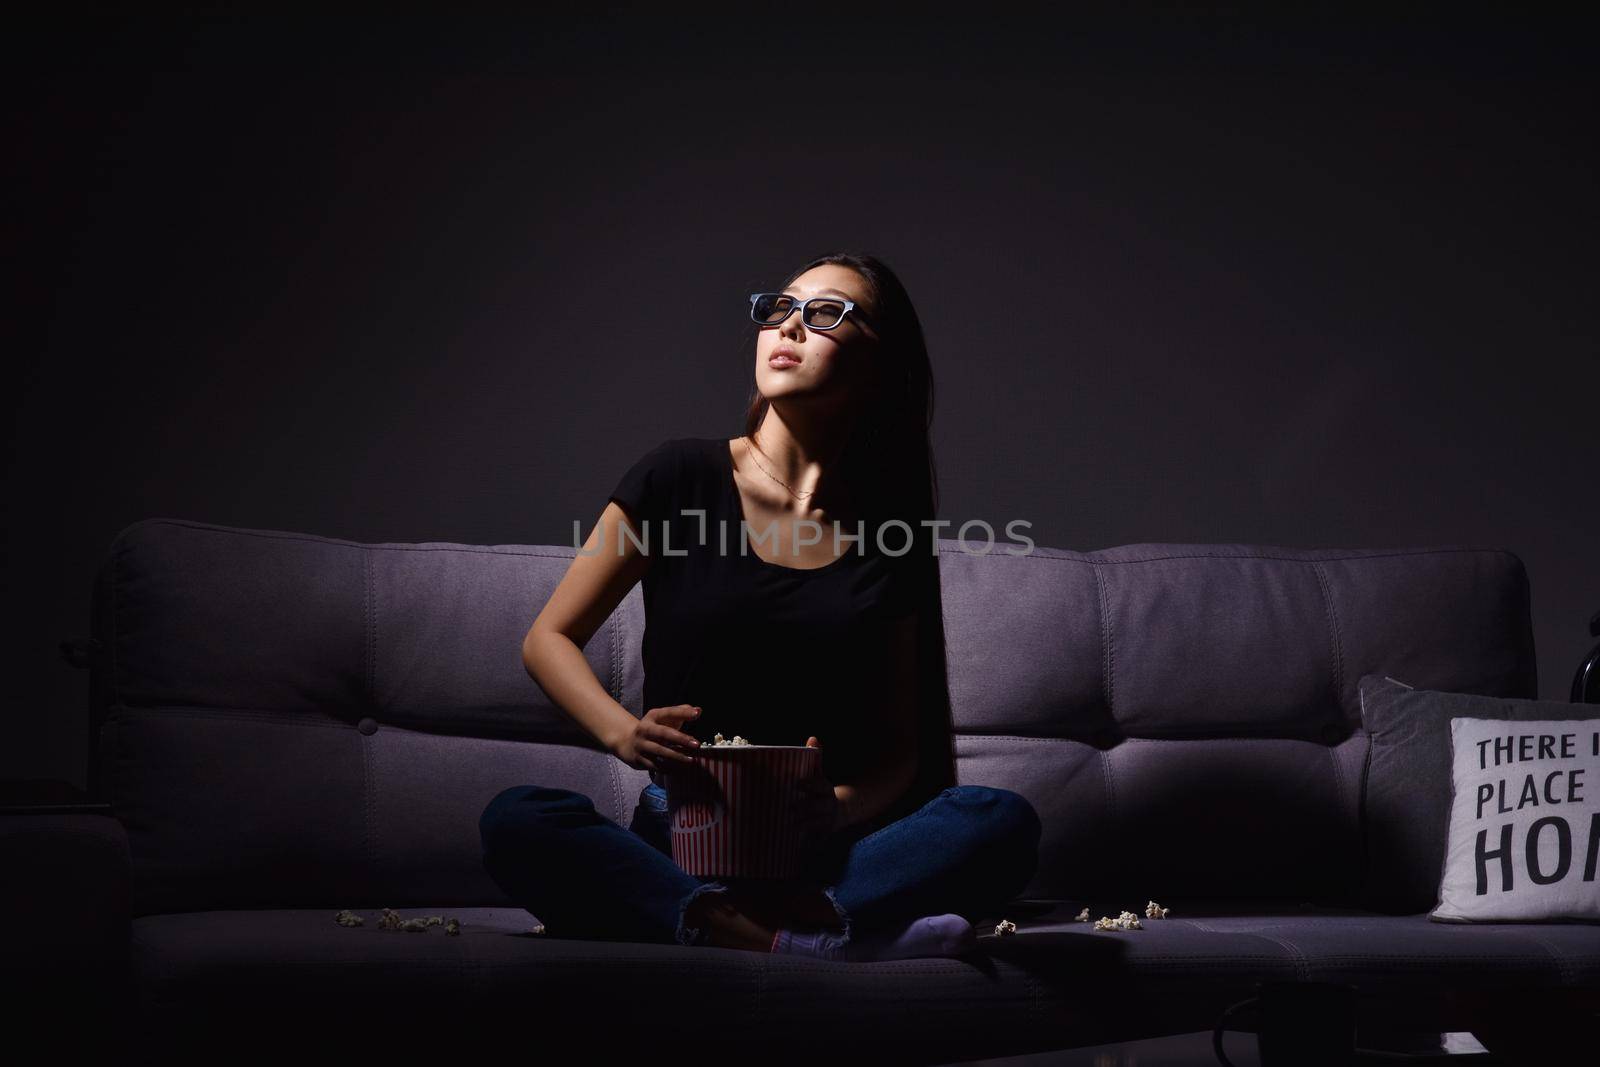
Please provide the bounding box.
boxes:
[92,520,1536,915]
[93,519,647,916]
[942,542,1533,905]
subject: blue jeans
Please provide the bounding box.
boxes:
[479,779,1042,948]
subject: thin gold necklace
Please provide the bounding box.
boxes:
[741,436,816,500]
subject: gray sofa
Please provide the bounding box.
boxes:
[9,517,1598,1060]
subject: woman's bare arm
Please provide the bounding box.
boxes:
[523,500,654,753]
[832,612,922,830]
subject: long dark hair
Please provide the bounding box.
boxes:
[741,251,957,817]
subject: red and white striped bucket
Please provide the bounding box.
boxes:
[661,745,822,879]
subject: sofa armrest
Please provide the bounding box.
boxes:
[0,812,131,1008]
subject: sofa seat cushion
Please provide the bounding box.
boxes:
[130,905,1060,1060]
[128,900,1599,1058]
[988,899,1600,990]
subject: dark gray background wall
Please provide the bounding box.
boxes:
[7,10,1596,789]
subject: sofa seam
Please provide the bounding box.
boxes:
[101,706,352,727]
[361,543,378,895]
[1309,561,1346,715]
[1097,746,1117,827]
[610,605,623,705]
[607,750,623,827]
[1092,560,1114,717]
[1184,920,1311,980]
[1358,725,1375,906]
[364,548,377,713]
[758,957,968,975]
[361,724,377,899]
[1090,562,1117,820]
[1476,930,1576,984]
[108,519,597,559]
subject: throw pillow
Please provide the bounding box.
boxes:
[1432,716,1600,922]
[1358,672,1598,914]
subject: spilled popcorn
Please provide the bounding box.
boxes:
[1074,901,1172,928]
[706,734,752,746]
[336,908,461,935]
[994,919,1017,936]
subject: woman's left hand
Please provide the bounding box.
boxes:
[794,735,841,846]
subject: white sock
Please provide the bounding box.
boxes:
[770,914,976,961]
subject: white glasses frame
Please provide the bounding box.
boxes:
[748,291,873,332]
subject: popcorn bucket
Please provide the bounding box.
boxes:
[660,745,822,879]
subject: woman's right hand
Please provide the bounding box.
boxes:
[610,704,703,772]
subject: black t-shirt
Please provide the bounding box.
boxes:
[607,436,918,785]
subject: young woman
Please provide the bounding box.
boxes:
[480,253,1041,960]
